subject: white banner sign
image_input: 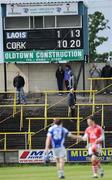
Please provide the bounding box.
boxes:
[6,2,78,17]
[19,149,55,163]
[19,149,67,163]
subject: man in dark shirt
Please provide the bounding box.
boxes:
[68,88,76,118]
[56,65,64,95]
[13,72,26,104]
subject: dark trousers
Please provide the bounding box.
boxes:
[104,79,112,93]
[70,105,76,117]
[92,80,100,90]
[65,80,69,90]
[57,79,63,91]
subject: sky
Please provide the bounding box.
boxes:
[87,0,112,54]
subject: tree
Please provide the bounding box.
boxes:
[96,53,108,62]
[109,51,112,56]
[89,11,110,62]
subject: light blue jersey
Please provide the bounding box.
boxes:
[47,125,69,148]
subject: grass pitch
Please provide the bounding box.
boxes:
[0,164,111,180]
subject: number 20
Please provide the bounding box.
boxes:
[70,40,81,48]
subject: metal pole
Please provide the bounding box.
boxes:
[4,62,7,99]
[28,119,31,149]
[92,92,95,115]
[2,5,7,92]
[82,61,85,96]
[103,128,105,148]
[89,79,93,103]
[76,63,83,89]
[25,132,27,149]
[4,134,6,151]
[44,93,48,129]
[101,105,104,127]
[76,105,80,144]
[77,105,80,135]
[4,62,7,92]
[13,92,17,117]
[20,106,23,131]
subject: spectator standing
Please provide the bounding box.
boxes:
[89,64,101,90]
[101,62,112,94]
[68,88,76,118]
[69,71,77,90]
[13,72,26,104]
[56,65,64,95]
[64,65,71,91]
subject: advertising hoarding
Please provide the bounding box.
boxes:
[67,148,112,162]
[4,49,84,63]
[18,148,112,163]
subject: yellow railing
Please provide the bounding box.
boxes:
[0,91,17,117]
[26,117,83,149]
[76,103,112,127]
[0,90,112,150]
[0,90,96,130]
[26,103,112,148]
[88,77,112,96]
[0,104,48,131]
[0,132,34,151]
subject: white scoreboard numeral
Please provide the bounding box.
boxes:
[70,29,81,38]
[76,40,81,47]
[70,40,75,47]
[57,40,61,48]
[62,40,68,48]
[75,30,80,37]
[70,40,81,48]
[70,30,74,38]
[57,30,61,38]
[57,40,68,48]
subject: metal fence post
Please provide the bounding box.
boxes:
[13,92,16,117]
[25,132,28,149]
[4,134,6,151]
[101,105,104,127]
[44,92,48,129]
[89,79,93,102]
[92,92,95,115]
[28,119,32,149]
[77,105,80,143]
[20,106,23,131]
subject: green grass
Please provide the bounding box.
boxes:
[0,164,111,180]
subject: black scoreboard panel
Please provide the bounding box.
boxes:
[4,28,83,51]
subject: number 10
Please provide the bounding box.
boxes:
[57,40,68,48]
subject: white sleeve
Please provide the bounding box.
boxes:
[63,128,69,136]
[82,133,88,141]
[47,127,52,137]
[67,132,72,137]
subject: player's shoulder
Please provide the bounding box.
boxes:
[85,126,90,132]
[96,125,102,130]
[63,127,68,132]
[48,125,56,132]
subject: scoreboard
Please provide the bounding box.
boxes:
[4,28,83,51]
[3,1,88,63]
